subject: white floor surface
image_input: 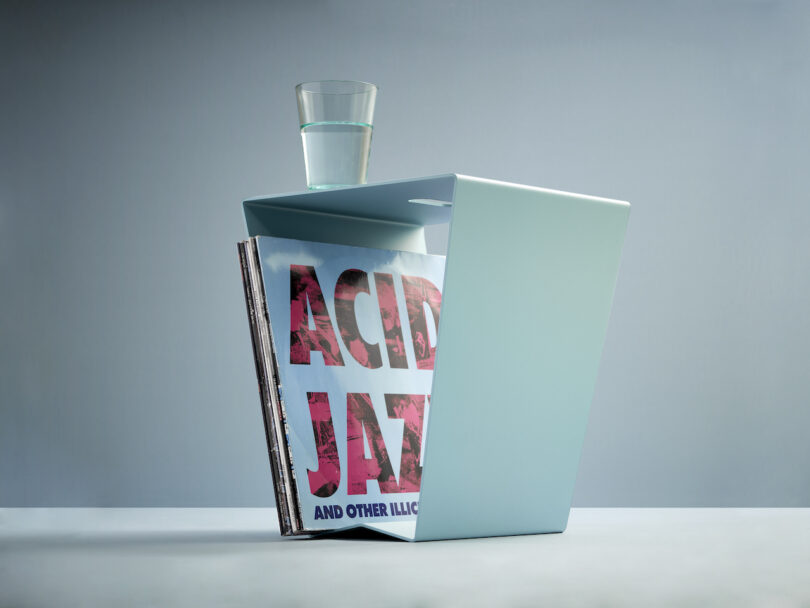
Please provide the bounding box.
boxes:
[1,508,808,607]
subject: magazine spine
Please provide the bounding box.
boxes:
[239,239,304,535]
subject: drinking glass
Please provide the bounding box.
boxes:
[296,80,378,190]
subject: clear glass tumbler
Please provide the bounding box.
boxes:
[295,80,378,190]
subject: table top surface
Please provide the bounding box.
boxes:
[1,508,808,607]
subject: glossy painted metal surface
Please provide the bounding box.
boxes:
[243,175,630,541]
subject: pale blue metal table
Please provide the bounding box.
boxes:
[243,175,630,541]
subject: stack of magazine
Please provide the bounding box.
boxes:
[238,235,445,535]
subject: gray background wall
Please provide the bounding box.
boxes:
[2,0,808,507]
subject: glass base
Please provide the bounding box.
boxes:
[308,183,366,190]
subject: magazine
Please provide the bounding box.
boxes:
[238,236,445,535]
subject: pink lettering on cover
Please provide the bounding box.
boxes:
[385,394,427,492]
[374,273,409,369]
[306,392,340,497]
[401,275,442,370]
[334,269,383,369]
[289,265,345,366]
[346,393,400,495]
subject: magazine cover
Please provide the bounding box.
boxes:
[244,236,445,534]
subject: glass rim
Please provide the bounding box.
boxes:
[295,80,378,96]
